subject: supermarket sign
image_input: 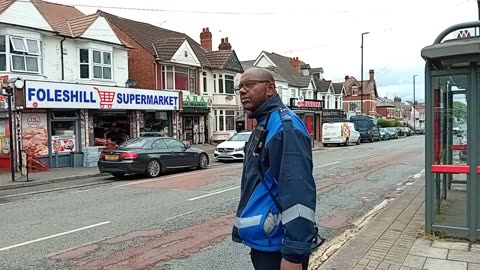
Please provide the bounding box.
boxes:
[25,81,179,110]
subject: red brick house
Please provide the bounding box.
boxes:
[376,97,396,119]
[343,69,379,117]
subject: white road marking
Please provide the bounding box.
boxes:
[187,186,240,201]
[165,210,198,221]
[0,182,112,199]
[314,161,340,169]
[0,221,111,252]
[116,164,242,188]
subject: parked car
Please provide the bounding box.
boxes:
[214,131,252,161]
[379,128,391,140]
[399,127,413,136]
[322,122,361,146]
[98,137,209,178]
[386,128,399,139]
[349,115,381,142]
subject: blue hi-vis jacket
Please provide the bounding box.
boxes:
[232,95,317,263]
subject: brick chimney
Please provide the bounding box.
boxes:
[218,37,232,50]
[345,75,350,81]
[200,27,212,52]
[289,57,301,72]
[369,69,375,81]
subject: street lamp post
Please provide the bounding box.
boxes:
[413,75,418,134]
[361,32,370,115]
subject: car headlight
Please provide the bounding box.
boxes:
[235,147,244,151]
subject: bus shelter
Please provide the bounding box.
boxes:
[421,21,480,241]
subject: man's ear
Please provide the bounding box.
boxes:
[267,82,276,97]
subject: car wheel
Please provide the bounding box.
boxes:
[197,153,209,169]
[145,159,161,178]
[356,138,361,145]
[112,173,125,178]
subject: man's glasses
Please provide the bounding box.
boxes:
[235,80,272,91]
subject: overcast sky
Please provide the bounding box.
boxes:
[51,0,480,102]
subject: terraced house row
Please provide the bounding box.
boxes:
[0,0,376,171]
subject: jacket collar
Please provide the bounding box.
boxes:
[249,94,284,122]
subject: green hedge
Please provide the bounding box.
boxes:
[378,119,402,127]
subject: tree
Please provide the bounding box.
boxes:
[453,101,467,122]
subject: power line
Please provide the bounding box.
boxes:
[24,0,275,15]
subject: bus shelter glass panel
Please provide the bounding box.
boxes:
[431,75,469,232]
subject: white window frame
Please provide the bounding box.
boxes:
[352,86,358,96]
[78,48,113,81]
[202,71,208,94]
[92,50,112,80]
[162,65,195,92]
[9,36,42,74]
[214,109,235,131]
[213,73,235,95]
[0,35,6,72]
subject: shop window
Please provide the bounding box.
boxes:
[190,69,197,93]
[79,48,112,80]
[10,36,41,73]
[142,111,169,136]
[175,66,189,90]
[93,111,131,147]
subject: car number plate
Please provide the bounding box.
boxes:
[105,154,119,161]
[324,138,330,140]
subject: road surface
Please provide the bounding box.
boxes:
[0,136,425,270]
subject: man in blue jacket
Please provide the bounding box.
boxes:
[232,67,317,270]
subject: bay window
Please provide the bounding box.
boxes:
[213,73,235,94]
[214,109,235,131]
[79,48,112,80]
[9,36,41,73]
[162,65,196,92]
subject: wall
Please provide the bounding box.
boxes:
[110,24,156,89]
[43,35,129,86]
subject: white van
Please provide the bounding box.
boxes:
[322,122,361,146]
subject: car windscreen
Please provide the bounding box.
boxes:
[352,120,370,129]
[119,138,148,148]
[228,133,251,141]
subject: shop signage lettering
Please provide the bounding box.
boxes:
[289,98,323,111]
[183,95,210,107]
[25,81,179,111]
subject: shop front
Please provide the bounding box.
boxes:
[289,98,323,143]
[24,80,179,169]
[181,94,211,144]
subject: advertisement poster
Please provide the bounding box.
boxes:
[52,135,76,153]
[22,111,48,157]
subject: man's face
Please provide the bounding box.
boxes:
[239,72,274,112]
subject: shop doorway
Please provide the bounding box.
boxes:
[49,110,81,168]
[92,111,131,148]
[183,115,201,144]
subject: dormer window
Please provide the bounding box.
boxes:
[352,86,359,96]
